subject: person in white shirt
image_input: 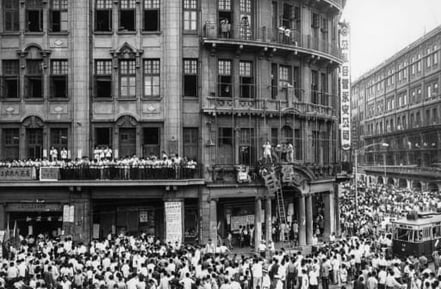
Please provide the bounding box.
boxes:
[252,259,263,289]
[180,273,195,289]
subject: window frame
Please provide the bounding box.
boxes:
[3,0,19,32]
[1,60,20,99]
[183,0,198,32]
[218,59,232,98]
[50,0,68,32]
[50,59,69,99]
[119,0,136,31]
[183,58,198,97]
[94,59,113,99]
[119,59,136,98]
[143,0,160,32]
[95,0,113,32]
[25,59,44,99]
[143,59,160,98]
[239,60,254,99]
[26,0,43,32]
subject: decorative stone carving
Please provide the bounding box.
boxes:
[116,115,137,127]
[22,116,44,128]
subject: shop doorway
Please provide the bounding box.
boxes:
[8,211,63,238]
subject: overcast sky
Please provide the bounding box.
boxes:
[341,0,441,80]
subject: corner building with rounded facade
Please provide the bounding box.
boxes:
[0,0,345,246]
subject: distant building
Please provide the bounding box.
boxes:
[351,25,441,192]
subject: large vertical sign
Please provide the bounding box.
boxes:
[340,22,351,151]
[165,201,183,245]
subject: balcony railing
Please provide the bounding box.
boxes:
[0,164,202,181]
[204,97,335,118]
[203,23,342,60]
[363,165,441,178]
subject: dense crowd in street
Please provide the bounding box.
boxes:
[2,181,441,289]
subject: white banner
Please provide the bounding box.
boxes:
[339,22,351,151]
[165,202,183,245]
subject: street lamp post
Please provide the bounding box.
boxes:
[354,142,389,214]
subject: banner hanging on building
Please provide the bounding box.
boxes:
[339,22,351,151]
[0,167,35,180]
[165,201,183,245]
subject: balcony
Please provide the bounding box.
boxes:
[203,97,336,120]
[209,162,341,184]
[202,23,342,64]
[363,165,441,179]
[0,164,203,182]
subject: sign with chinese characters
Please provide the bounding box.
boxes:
[165,201,183,245]
[63,205,75,223]
[39,167,59,181]
[339,22,351,151]
[0,167,35,180]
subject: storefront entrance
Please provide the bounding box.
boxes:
[8,211,63,237]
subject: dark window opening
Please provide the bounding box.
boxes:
[95,78,112,98]
[282,4,292,29]
[219,127,233,145]
[120,10,135,31]
[183,128,198,161]
[51,77,67,98]
[27,128,43,159]
[26,77,43,98]
[183,59,198,97]
[219,11,232,38]
[271,63,278,99]
[51,0,68,32]
[27,10,43,32]
[143,127,160,157]
[218,60,232,97]
[240,61,254,98]
[95,127,112,147]
[95,10,112,31]
[144,10,159,31]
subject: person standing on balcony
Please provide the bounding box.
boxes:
[220,19,231,38]
[287,143,294,162]
[49,146,58,162]
[263,141,272,162]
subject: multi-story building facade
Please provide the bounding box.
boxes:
[0,0,345,246]
[352,26,441,192]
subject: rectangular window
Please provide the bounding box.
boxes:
[183,127,198,161]
[3,0,19,32]
[239,128,255,165]
[239,0,252,39]
[51,0,68,32]
[120,0,135,31]
[95,0,112,31]
[50,128,68,157]
[271,127,278,146]
[1,60,19,99]
[144,0,160,31]
[2,128,19,160]
[218,59,232,97]
[320,72,328,105]
[218,0,231,11]
[50,60,68,98]
[183,0,197,31]
[27,128,43,159]
[239,61,254,98]
[183,59,198,97]
[120,60,136,98]
[311,70,319,104]
[143,127,160,157]
[433,108,438,124]
[279,65,291,86]
[25,60,43,99]
[282,4,292,29]
[95,127,112,147]
[271,63,278,99]
[144,59,160,97]
[26,0,43,32]
[312,13,320,29]
[95,60,112,98]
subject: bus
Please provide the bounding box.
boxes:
[392,212,441,259]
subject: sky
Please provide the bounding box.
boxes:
[341,0,441,80]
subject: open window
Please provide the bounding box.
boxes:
[26,0,43,32]
[119,0,136,31]
[25,60,43,99]
[95,60,112,98]
[2,60,19,99]
[51,0,68,32]
[50,60,68,98]
[218,59,232,97]
[95,0,112,31]
[143,0,160,31]
[239,61,254,98]
[183,59,198,97]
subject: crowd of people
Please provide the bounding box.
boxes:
[0,150,198,180]
[3,179,441,289]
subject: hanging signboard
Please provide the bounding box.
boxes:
[339,22,351,151]
[0,167,35,180]
[39,167,59,181]
[63,205,75,223]
[165,201,183,245]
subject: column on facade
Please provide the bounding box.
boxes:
[0,204,5,230]
[209,199,218,246]
[323,192,335,239]
[296,196,306,246]
[265,198,272,243]
[254,197,262,251]
[305,194,313,245]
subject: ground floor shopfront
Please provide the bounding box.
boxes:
[0,179,339,246]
